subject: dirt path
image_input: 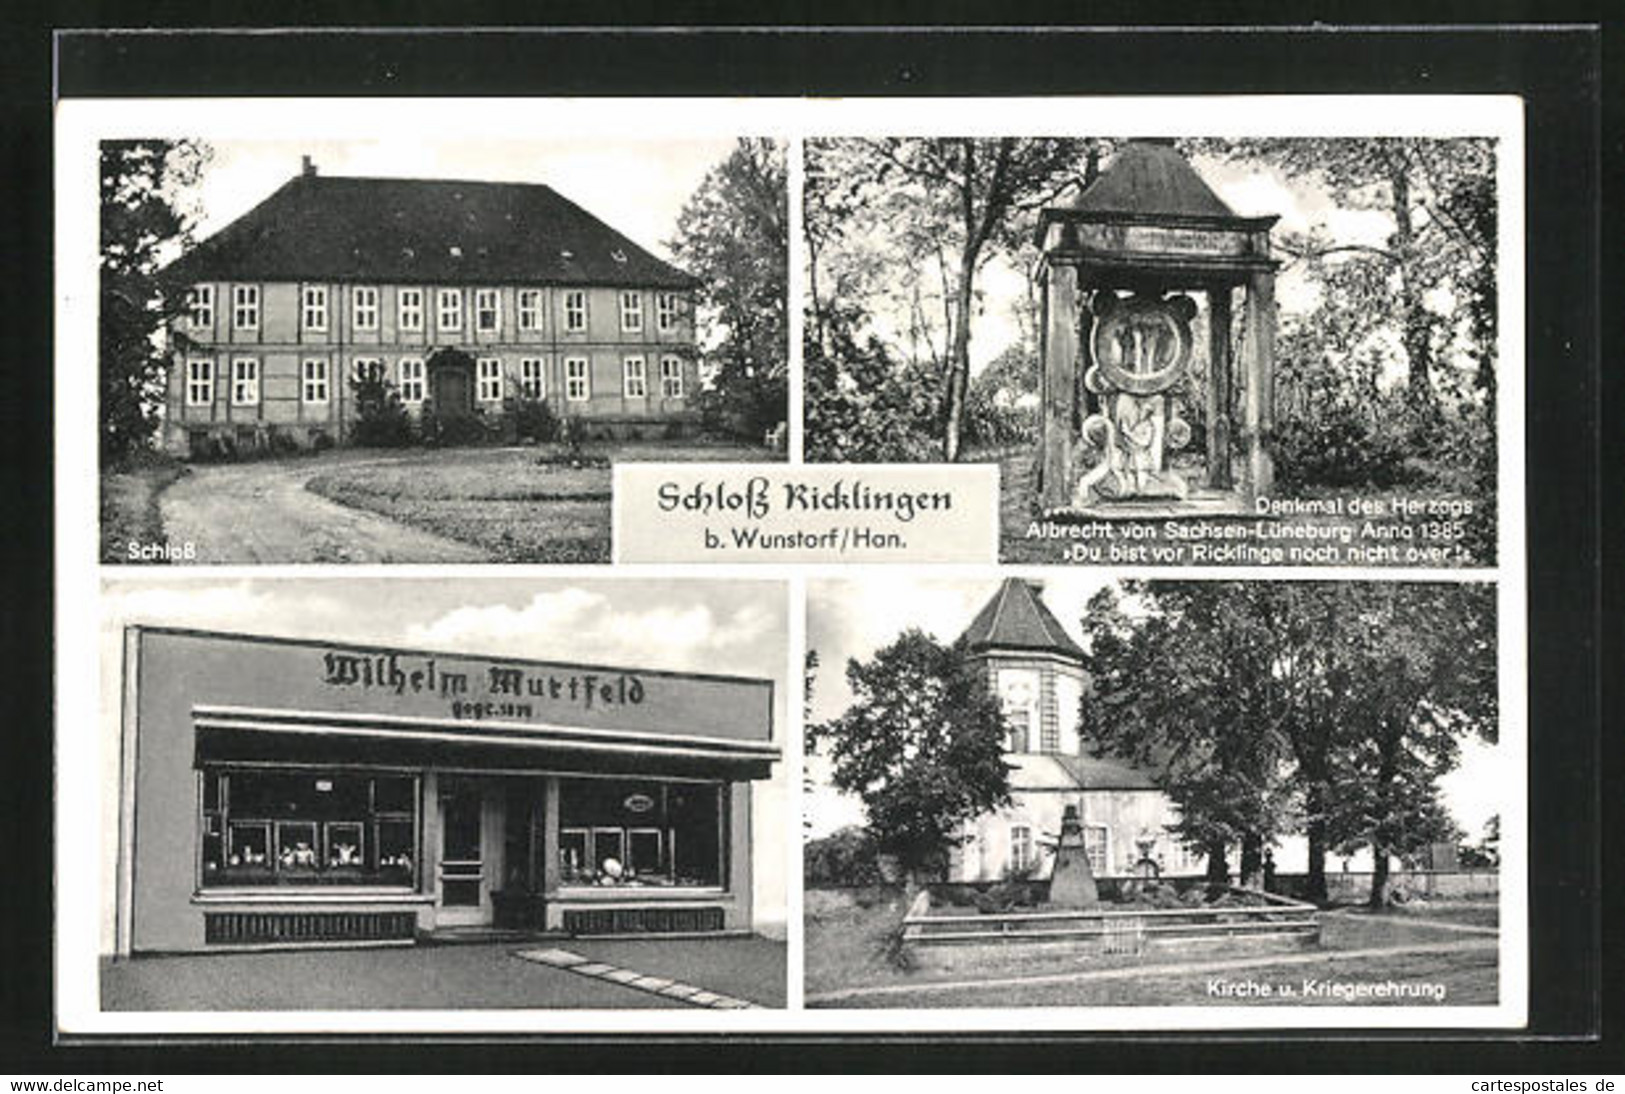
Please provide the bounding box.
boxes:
[158,455,491,564]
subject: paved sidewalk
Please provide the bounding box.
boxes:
[101,936,786,1011]
[517,948,760,1008]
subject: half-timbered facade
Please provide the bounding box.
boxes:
[163,160,700,457]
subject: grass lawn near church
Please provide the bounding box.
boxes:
[803,887,1500,1008]
[306,439,781,563]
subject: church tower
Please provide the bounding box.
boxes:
[948,579,1186,883]
[958,578,1088,759]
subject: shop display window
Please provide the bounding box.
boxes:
[628,828,662,875]
[557,778,725,889]
[200,769,418,888]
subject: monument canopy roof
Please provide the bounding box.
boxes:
[960,579,1086,662]
[1064,139,1241,222]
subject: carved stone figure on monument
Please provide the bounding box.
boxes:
[1035,139,1279,516]
[1075,292,1197,506]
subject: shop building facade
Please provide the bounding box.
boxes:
[162,162,701,458]
[946,579,1204,883]
[115,628,776,954]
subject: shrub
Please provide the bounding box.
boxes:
[877,920,917,971]
[804,314,941,462]
[804,826,886,887]
[963,344,1040,449]
[514,396,560,444]
[349,374,415,448]
[267,428,300,457]
[1271,397,1419,491]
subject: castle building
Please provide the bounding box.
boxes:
[948,579,1203,882]
[162,159,700,457]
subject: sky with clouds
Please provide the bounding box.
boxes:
[172,138,740,267]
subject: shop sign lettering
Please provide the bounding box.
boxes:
[321,650,647,716]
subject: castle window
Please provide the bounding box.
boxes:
[1009,825,1034,876]
[656,292,679,333]
[187,285,214,328]
[660,354,684,398]
[185,358,213,406]
[620,291,643,333]
[565,357,589,401]
[565,291,587,332]
[232,285,259,330]
[398,288,423,332]
[437,289,462,333]
[398,357,424,404]
[352,286,379,331]
[351,357,383,385]
[301,359,328,404]
[623,355,647,398]
[519,357,545,399]
[518,290,542,332]
[476,288,500,333]
[476,357,503,402]
[301,286,328,332]
[230,357,260,406]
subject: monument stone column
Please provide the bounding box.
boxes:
[1241,266,1276,501]
[1039,254,1081,512]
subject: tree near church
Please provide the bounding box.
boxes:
[1080,582,1297,889]
[668,138,788,440]
[1321,582,1497,907]
[809,629,1012,887]
[100,139,211,467]
[1081,581,1496,905]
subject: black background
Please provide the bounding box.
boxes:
[1,14,1610,1075]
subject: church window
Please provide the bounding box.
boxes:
[1009,825,1034,876]
[1005,709,1031,753]
[1083,824,1109,874]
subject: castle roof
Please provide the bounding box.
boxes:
[167,172,699,289]
[959,579,1086,663]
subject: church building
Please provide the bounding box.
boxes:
[162,159,701,457]
[948,579,1203,882]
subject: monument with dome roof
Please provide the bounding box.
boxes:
[1034,139,1281,518]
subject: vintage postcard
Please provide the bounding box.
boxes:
[55,94,1526,1037]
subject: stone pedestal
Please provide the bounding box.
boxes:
[1047,805,1099,909]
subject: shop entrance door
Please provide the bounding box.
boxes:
[437,781,490,926]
